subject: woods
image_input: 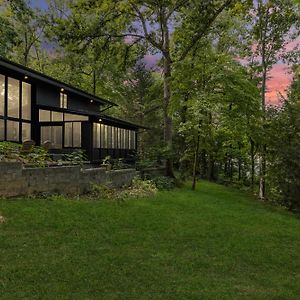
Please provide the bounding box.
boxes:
[0,0,299,209]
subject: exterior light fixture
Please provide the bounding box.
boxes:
[99,118,102,122]
[90,100,94,103]
[60,88,64,92]
[24,75,28,80]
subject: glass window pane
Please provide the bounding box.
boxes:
[130,131,135,149]
[7,120,19,141]
[129,130,132,149]
[41,126,51,144]
[0,119,4,140]
[111,127,115,148]
[0,75,5,116]
[93,123,97,148]
[64,113,88,121]
[51,126,62,149]
[125,130,129,149]
[122,129,125,149]
[132,131,136,149]
[100,124,105,148]
[8,78,20,118]
[60,93,64,108]
[117,128,121,149]
[93,123,101,148]
[22,82,31,120]
[73,122,81,147]
[39,110,51,122]
[41,126,62,149]
[64,94,68,109]
[64,122,72,147]
[52,111,63,122]
[105,125,108,148]
[22,123,31,141]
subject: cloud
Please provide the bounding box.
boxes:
[266,63,293,104]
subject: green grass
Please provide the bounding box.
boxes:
[0,181,299,299]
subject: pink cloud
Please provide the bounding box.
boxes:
[266,63,293,104]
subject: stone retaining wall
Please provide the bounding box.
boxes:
[0,162,139,197]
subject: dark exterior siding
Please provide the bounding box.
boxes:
[67,93,101,114]
[36,82,60,107]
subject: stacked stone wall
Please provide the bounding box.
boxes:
[0,162,139,197]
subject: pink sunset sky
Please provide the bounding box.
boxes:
[143,38,300,106]
[265,38,300,105]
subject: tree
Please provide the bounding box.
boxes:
[247,0,300,200]
[266,67,300,209]
[49,0,237,177]
[174,39,260,190]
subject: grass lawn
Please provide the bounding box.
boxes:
[0,181,299,299]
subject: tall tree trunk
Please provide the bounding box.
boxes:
[192,128,201,190]
[259,66,267,200]
[162,15,175,178]
[258,0,268,200]
[250,137,255,186]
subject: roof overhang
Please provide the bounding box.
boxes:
[0,57,117,107]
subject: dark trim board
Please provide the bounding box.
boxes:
[0,57,146,162]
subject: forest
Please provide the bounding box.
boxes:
[0,0,299,210]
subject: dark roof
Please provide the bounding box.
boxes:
[98,114,149,130]
[0,56,117,107]
[37,104,148,130]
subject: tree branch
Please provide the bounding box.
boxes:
[177,0,234,62]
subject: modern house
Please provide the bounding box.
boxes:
[0,57,144,162]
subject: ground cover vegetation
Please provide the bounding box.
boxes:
[0,0,300,209]
[0,181,300,299]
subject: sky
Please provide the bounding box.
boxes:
[29,0,298,105]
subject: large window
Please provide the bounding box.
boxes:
[41,126,62,149]
[22,82,31,120]
[0,75,4,116]
[7,120,19,141]
[64,122,81,148]
[93,123,136,150]
[0,74,32,142]
[93,123,101,148]
[39,110,88,122]
[7,78,20,118]
[0,119,4,140]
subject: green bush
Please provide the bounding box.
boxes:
[0,142,21,161]
[151,176,175,190]
[89,177,158,202]
[62,150,87,165]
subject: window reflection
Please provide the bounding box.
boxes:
[7,120,19,141]
[64,122,81,148]
[41,126,62,149]
[7,78,20,118]
[22,82,31,120]
[22,123,31,141]
[0,119,4,140]
[0,75,4,116]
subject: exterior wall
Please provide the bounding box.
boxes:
[0,162,139,197]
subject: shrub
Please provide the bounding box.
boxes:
[21,146,52,167]
[111,158,131,170]
[151,176,175,190]
[62,150,87,165]
[0,142,21,161]
[89,177,158,202]
[119,177,158,199]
